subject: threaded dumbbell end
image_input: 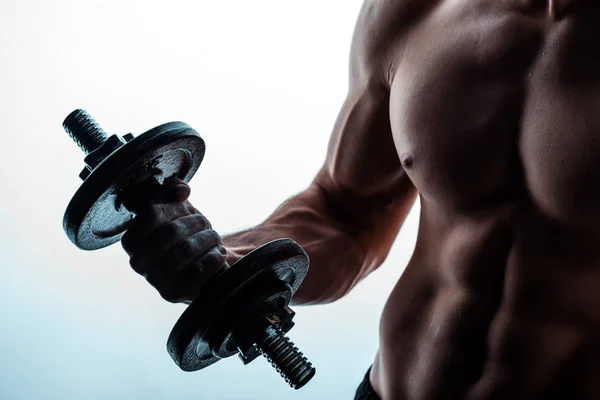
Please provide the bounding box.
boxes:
[257,325,316,390]
[63,109,109,155]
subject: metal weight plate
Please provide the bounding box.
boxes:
[167,238,310,372]
[63,122,205,250]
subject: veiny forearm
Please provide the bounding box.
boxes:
[222,183,369,306]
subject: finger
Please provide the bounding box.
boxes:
[145,229,223,280]
[145,231,225,295]
[161,247,228,302]
[129,215,213,275]
[121,202,194,255]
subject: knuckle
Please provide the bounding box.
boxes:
[139,204,165,221]
[152,203,187,223]
[191,213,210,230]
[185,202,200,215]
[129,254,152,277]
[173,202,193,216]
[162,219,184,239]
[148,208,167,224]
[201,247,227,268]
[145,271,161,288]
[160,214,207,242]
[147,275,179,303]
[203,229,223,244]
[183,229,220,252]
[159,287,181,303]
[178,235,196,255]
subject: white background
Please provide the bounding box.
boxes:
[0,1,420,399]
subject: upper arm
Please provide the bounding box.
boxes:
[312,0,422,266]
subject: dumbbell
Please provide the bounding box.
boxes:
[61,109,316,389]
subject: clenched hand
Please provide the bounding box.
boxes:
[121,177,228,303]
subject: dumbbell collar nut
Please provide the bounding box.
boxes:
[235,310,296,365]
[79,133,135,180]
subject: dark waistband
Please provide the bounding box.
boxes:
[354,367,381,400]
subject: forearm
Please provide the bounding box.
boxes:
[222,183,368,306]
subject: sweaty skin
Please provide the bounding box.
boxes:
[123,0,600,398]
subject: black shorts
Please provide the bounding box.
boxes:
[354,367,381,400]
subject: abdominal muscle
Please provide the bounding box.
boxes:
[370,200,600,400]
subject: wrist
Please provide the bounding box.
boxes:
[222,236,253,265]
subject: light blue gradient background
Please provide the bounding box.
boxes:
[0,1,420,398]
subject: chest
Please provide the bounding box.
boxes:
[389,1,600,225]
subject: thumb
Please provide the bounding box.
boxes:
[161,176,191,202]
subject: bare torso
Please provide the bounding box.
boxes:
[369,0,600,398]
[122,0,600,397]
